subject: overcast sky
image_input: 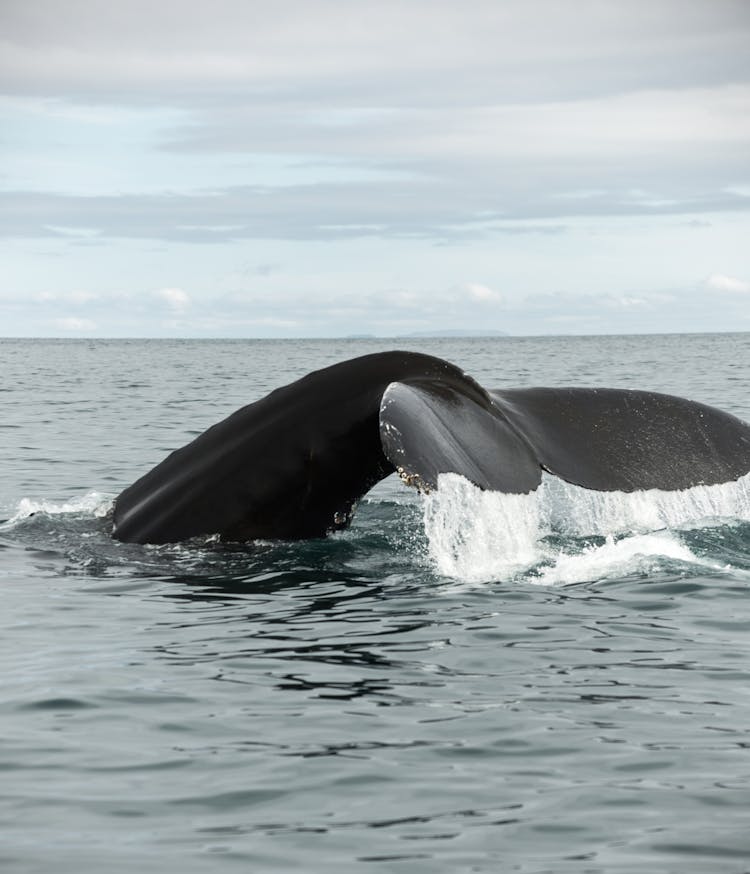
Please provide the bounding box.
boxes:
[1,0,749,337]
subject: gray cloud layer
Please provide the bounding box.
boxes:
[2,1,749,244]
[1,177,748,244]
[3,0,749,105]
[1,0,749,340]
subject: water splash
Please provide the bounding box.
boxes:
[540,472,750,536]
[2,492,112,526]
[4,475,750,588]
[423,474,541,580]
[422,472,750,583]
[530,532,706,586]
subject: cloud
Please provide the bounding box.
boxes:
[1,177,747,245]
[1,1,749,106]
[154,287,191,309]
[464,283,502,303]
[705,273,750,294]
[2,274,748,337]
[1,2,749,338]
[1,4,749,246]
[610,295,647,308]
[35,289,100,304]
[55,316,97,331]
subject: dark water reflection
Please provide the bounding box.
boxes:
[4,514,750,872]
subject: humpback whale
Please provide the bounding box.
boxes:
[112,351,750,544]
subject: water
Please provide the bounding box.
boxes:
[2,334,750,873]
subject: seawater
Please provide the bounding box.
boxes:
[2,334,750,873]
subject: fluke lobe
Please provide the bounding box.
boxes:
[111,351,750,544]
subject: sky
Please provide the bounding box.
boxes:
[1,0,749,337]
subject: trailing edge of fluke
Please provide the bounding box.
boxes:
[111,351,750,544]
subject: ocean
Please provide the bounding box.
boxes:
[2,334,750,873]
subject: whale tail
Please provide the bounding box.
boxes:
[381,380,750,494]
[112,352,750,544]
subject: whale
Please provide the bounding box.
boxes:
[111,350,750,544]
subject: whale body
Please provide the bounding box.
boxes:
[111,351,750,544]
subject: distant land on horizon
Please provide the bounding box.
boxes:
[402,329,509,338]
[345,329,510,339]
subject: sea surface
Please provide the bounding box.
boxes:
[2,334,750,873]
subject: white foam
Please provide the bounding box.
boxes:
[539,473,750,537]
[423,474,541,580]
[422,471,750,584]
[530,532,704,587]
[2,492,112,526]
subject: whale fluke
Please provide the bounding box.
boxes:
[111,351,750,544]
[112,352,474,543]
[379,379,541,494]
[489,387,750,493]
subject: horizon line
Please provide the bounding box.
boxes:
[2,329,749,341]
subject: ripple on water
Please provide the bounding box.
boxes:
[3,335,750,873]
